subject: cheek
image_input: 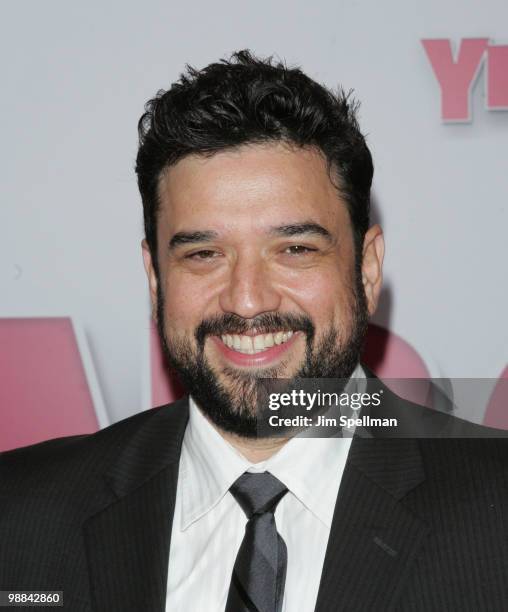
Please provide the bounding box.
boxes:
[159,269,217,334]
[281,266,354,325]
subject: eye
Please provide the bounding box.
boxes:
[186,249,221,260]
[283,245,318,255]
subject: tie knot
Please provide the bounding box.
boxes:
[230,472,288,519]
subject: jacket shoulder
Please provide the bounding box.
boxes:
[0,398,188,493]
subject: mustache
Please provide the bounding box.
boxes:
[195,313,315,349]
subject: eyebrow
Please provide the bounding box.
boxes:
[269,222,333,243]
[167,222,333,251]
[168,230,219,250]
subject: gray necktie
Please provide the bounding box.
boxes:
[225,472,289,612]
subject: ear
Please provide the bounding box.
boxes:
[141,239,158,322]
[361,224,384,316]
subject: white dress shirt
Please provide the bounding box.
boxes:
[166,365,365,612]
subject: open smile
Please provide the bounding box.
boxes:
[210,330,301,367]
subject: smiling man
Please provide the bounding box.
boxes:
[1,50,508,612]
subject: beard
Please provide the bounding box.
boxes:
[155,268,369,438]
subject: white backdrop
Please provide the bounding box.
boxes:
[1,0,506,424]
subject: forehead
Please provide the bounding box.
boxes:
[157,142,349,235]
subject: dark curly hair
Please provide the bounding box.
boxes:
[136,50,373,277]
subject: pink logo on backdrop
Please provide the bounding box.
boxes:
[422,38,508,121]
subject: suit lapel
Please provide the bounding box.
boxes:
[83,398,189,612]
[315,371,431,610]
[314,435,429,611]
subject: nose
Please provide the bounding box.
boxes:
[218,254,282,319]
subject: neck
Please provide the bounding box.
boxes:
[194,401,292,462]
[219,430,290,462]
[200,410,289,461]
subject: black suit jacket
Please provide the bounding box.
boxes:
[1,375,508,611]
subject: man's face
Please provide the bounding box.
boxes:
[142,143,383,436]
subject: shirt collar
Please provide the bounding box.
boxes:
[180,364,366,531]
[179,396,249,531]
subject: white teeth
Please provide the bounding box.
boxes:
[240,335,254,353]
[253,335,265,350]
[220,331,295,354]
[264,333,274,347]
[274,332,284,345]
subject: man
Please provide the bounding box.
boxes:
[1,50,507,612]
